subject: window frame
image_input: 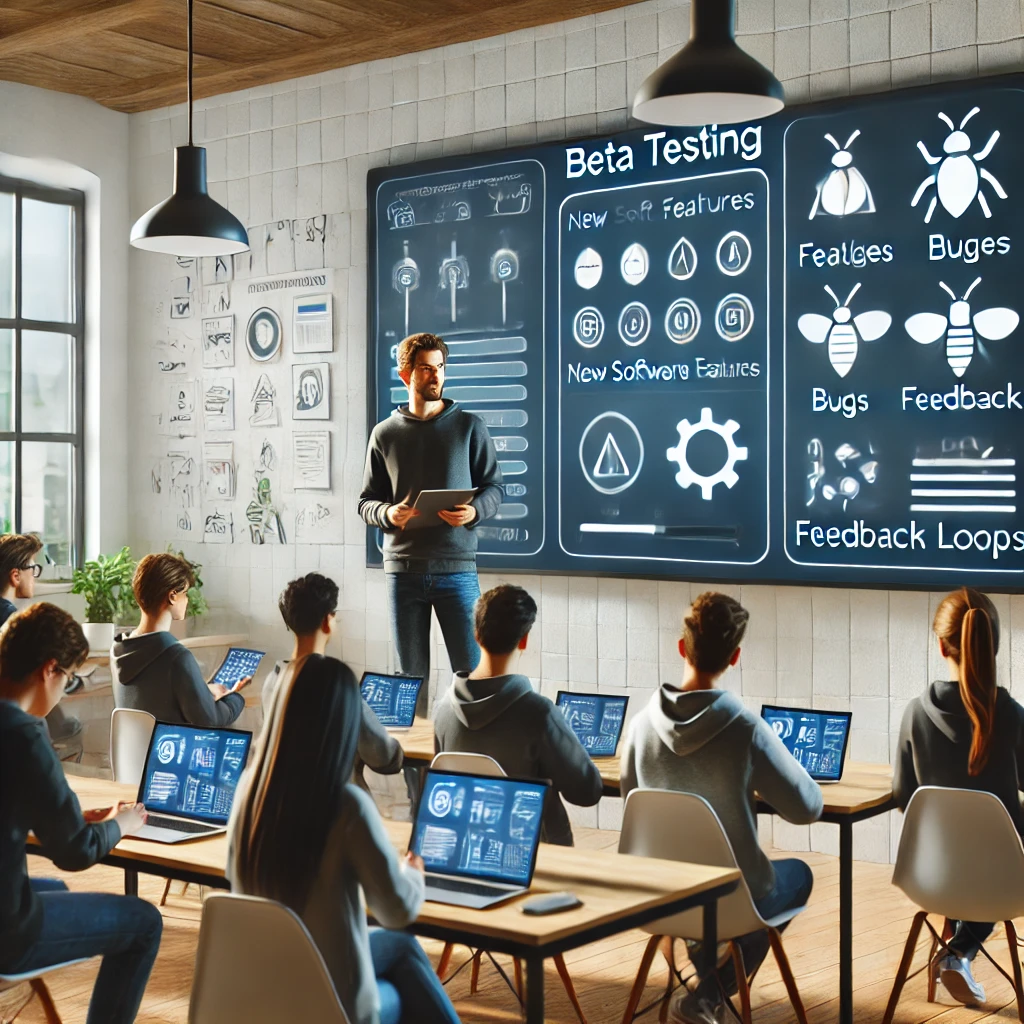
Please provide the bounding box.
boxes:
[0,173,86,566]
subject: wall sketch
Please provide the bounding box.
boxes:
[156,329,190,374]
[292,362,330,420]
[201,316,235,368]
[168,444,200,536]
[246,438,286,543]
[203,378,235,431]
[170,275,193,319]
[294,501,331,540]
[166,381,197,436]
[203,509,234,543]
[203,284,231,316]
[249,373,279,426]
[246,307,282,361]
[266,220,295,276]
[293,430,331,490]
[203,440,235,501]
[295,215,327,270]
[292,293,333,353]
[202,254,234,285]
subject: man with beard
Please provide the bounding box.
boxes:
[359,333,503,726]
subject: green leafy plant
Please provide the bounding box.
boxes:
[167,546,209,618]
[71,546,138,624]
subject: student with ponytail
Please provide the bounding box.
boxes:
[894,587,1024,1007]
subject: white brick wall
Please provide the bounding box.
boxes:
[125,0,1024,861]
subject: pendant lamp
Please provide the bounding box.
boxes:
[130,0,249,256]
[632,0,784,127]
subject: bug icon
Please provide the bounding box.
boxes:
[911,107,1006,222]
[904,277,1019,377]
[809,130,875,219]
[797,283,891,378]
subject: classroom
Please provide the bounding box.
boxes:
[1,0,1023,1022]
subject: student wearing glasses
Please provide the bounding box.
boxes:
[0,603,161,1024]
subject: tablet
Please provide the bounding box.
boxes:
[556,691,629,758]
[759,704,852,783]
[212,647,265,689]
[360,672,424,729]
[404,488,477,529]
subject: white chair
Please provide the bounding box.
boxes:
[429,751,588,1024]
[0,958,91,1023]
[109,708,156,786]
[189,893,351,1024]
[883,786,1024,1023]
[618,790,808,1024]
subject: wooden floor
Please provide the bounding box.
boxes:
[8,833,1024,1024]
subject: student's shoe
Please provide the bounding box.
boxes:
[668,991,728,1024]
[939,954,986,1005]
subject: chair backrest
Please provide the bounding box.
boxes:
[109,708,156,786]
[189,893,351,1024]
[619,789,774,941]
[893,786,1024,922]
[430,751,506,778]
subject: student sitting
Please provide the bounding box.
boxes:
[894,587,1024,1006]
[112,552,248,727]
[433,584,602,846]
[0,603,162,1024]
[263,573,403,778]
[620,591,823,1024]
[228,654,460,1024]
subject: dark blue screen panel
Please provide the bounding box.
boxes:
[556,692,628,757]
[360,672,423,728]
[760,706,850,781]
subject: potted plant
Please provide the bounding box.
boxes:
[70,546,138,650]
[167,546,208,638]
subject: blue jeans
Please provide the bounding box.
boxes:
[370,928,460,1024]
[2,878,163,1024]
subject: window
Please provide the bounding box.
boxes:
[0,177,84,566]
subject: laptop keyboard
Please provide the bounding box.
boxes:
[144,814,220,834]
[426,875,511,898]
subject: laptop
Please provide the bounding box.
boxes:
[410,769,549,909]
[133,722,253,843]
[556,691,629,759]
[760,705,853,784]
[359,671,425,730]
[211,647,265,688]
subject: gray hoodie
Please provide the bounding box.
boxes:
[620,687,823,900]
[432,672,603,846]
[111,631,244,728]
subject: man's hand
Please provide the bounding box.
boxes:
[208,681,230,700]
[403,850,426,874]
[84,801,134,823]
[437,504,477,528]
[114,803,148,838]
[386,501,419,529]
[231,675,253,694]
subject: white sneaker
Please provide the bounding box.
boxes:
[939,954,986,1005]
[668,991,728,1024]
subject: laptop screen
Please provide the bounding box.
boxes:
[360,672,424,728]
[411,770,549,887]
[759,705,852,782]
[556,691,629,758]
[212,647,265,688]
[139,722,253,825]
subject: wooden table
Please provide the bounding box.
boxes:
[399,721,895,1024]
[37,775,740,1024]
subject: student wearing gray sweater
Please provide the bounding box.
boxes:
[620,592,822,1024]
[228,654,460,1024]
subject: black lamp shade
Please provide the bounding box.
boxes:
[633,0,785,126]
[130,145,249,257]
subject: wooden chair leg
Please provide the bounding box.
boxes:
[882,910,928,1024]
[658,938,676,1024]
[768,928,808,1024]
[928,919,953,1003]
[1005,921,1024,1023]
[29,978,63,1024]
[159,877,172,906]
[470,949,483,994]
[554,953,588,1024]
[621,934,662,1024]
[436,942,454,981]
[514,956,524,1001]
[729,941,752,1024]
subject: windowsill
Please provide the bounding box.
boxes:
[34,581,74,595]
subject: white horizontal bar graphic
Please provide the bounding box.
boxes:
[911,489,1016,497]
[910,474,1016,482]
[912,458,1016,467]
[910,504,1016,513]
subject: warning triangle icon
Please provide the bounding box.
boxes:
[594,433,629,478]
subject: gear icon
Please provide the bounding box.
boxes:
[666,408,748,500]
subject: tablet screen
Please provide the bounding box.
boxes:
[212,647,265,688]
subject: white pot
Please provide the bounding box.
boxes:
[82,621,115,652]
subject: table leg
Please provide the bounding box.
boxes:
[525,955,545,1024]
[124,868,138,897]
[839,820,853,1024]
[701,899,719,976]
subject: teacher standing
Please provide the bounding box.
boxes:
[359,333,503,717]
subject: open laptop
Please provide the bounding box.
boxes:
[760,705,853,784]
[359,671,424,730]
[556,691,629,759]
[211,647,265,689]
[410,769,549,909]
[133,722,253,843]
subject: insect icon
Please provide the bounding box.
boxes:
[911,107,1006,222]
[797,283,891,378]
[809,130,875,219]
[904,277,1019,378]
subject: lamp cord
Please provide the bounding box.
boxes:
[187,0,194,146]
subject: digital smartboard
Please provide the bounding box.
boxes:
[367,74,1024,590]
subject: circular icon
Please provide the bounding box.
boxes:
[574,247,603,289]
[665,298,701,345]
[495,256,515,280]
[618,302,651,346]
[429,785,454,818]
[668,236,698,281]
[715,293,754,342]
[396,265,417,288]
[666,407,749,500]
[716,231,752,276]
[573,306,604,348]
[157,738,176,765]
[620,242,649,286]
[246,307,283,361]
[579,411,645,495]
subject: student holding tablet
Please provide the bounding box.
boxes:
[112,553,249,728]
[228,654,460,1024]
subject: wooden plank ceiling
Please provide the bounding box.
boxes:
[0,0,637,114]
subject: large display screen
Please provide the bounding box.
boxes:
[367,75,1024,590]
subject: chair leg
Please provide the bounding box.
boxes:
[514,956,524,1001]
[659,938,676,1024]
[729,941,752,1024]
[928,919,953,1003]
[470,949,483,994]
[621,934,662,1024]
[554,953,588,1024]
[436,942,454,981]
[882,910,928,1024]
[159,877,172,906]
[768,928,808,1024]
[1005,921,1024,1023]
[29,978,64,1024]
